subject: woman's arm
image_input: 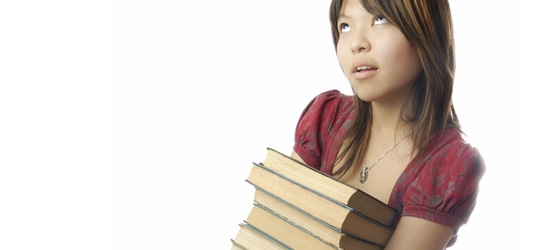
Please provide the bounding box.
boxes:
[384,216,454,250]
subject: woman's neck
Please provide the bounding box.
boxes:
[369,101,411,140]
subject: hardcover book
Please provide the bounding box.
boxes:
[231,148,398,250]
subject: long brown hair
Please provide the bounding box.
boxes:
[330,0,461,177]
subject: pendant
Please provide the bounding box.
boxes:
[359,167,368,183]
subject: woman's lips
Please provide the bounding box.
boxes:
[352,65,378,80]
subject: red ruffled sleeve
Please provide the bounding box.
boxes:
[293,90,354,174]
[390,129,486,246]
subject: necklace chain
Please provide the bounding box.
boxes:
[359,134,410,184]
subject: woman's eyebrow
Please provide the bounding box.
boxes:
[339,13,350,19]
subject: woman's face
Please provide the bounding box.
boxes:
[336,0,422,105]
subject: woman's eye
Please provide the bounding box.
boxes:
[340,23,351,33]
[373,16,388,25]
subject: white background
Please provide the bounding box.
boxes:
[0,0,544,249]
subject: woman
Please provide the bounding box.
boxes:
[291,0,485,249]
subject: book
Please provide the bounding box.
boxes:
[231,148,398,250]
[252,186,384,250]
[261,148,397,227]
[230,222,291,250]
[246,160,393,247]
[244,203,341,250]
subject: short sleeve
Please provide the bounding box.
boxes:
[400,141,486,232]
[293,90,353,172]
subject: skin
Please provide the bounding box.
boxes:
[336,0,421,108]
[291,0,455,249]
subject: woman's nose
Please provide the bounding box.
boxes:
[350,31,371,54]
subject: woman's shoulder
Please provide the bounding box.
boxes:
[298,89,354,121]
[296,89,354,131]
[414,129,485,180]
[293,90,354,170]
[304,89,353,109]
[394,128,485,234]
[424,129,484,166]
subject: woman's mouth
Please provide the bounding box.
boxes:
[353,65,378,79]
[356,66,376,72]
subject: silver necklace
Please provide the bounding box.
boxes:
[359,134,410,184]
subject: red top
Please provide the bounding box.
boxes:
[293,90,485,247]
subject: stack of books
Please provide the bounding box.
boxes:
[230,148,398,250]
